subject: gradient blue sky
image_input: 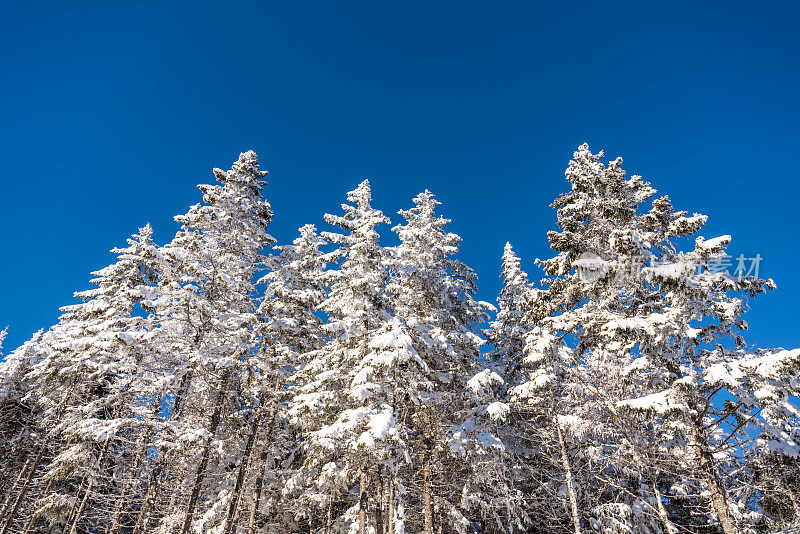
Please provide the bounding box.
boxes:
[1,1,799,352]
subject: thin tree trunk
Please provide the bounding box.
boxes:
[245,466,264,534]
[61,473,88,534]
[131,458,168,534]
[358,467,368,534]
[246,407,277,534]
[326,496,333,534]
[109,428,152,534]
[0,438,49,534]
[555,415,581,534]
[180,374,229,534]
[388,476,395,534]
[132,372,193,534]
[20,475,55,534]
[785,482,800,525]
[222,396,266,534]
[692,422,738,534]
[651,478,677,534]
[0,455,34,514]
[423,459,433,534]
[374,468,383,534]
[67,434,113,534]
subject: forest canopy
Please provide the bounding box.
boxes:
[0,145,798,534]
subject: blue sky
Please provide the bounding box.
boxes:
[1,1,798,352]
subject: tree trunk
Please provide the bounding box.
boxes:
[131,459,168,534]
[68,434,113,534]
[555,415,581,534]
[62,479,87,534]
[388,476,395,534]
[358,467,368,534]
[246,407,277,534]
[0,438,48,534]
[326,496,333,534]
[20,475,55,534]
[223,396,266,534]
[651,478,677,534]
[423,459,433,534]
[109,428,152,534]
[245,467,264,534]
[180,374,229,534]
[374,468,383,534]
[132,372,194,534]
[0,455,34,515]
[784,479,800,524]
[692,422,738,534]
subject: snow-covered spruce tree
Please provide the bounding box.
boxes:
[0,330,47,525]
[0,319,87,534]
[387,190,510,534]
[484,244,570,533]
[288,180,403,534]
[131,151,274,534]
[0,224,160,534]
[514,144,798,534]
[230,224,329,534]
[729,348,800,532]
[0,328,44,514]
[32,225,161,534]
[0,328,32,489]
[509,145,712,533]
[485,243,531,392]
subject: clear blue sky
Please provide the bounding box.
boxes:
[1,1,798,352]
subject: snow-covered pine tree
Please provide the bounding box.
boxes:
[515,144,799,534]
[0,224,160,534]
[485,243,531,392]
[735,348,800,531]
[509,145,692,533]
[131,151,274,534]
[288,180,400,534]
[229,223,329,534]
[546,145,680,533]
[0,318,89,534]
[34,224,160,534]
[387,190,508,533]
[0,330,47,525]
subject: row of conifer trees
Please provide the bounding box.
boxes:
[0,145,798,534]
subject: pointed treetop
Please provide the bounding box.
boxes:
[298,223,321,241]
[410,189,440,216]
[347,179,373,209]
[138,222,154,241]
[324,179,389,239]
[212,150,268,189]
[395,189,454,240]
[500,242,528,288]
[502,242,520,269]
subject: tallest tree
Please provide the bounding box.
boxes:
[513,144,799,533]
[139,151,275,534]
